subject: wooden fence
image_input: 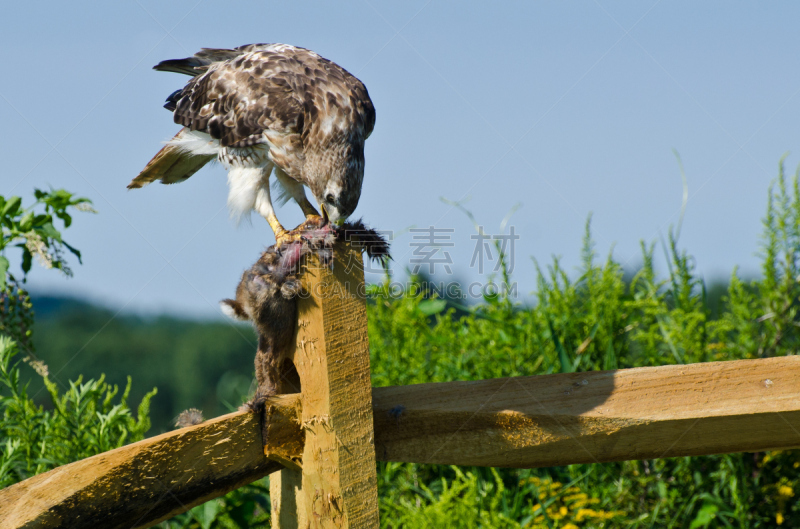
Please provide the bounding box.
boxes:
[2,243,800,528]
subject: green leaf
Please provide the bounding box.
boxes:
[32,214,49,227]
[38,222,62,242]
[657,480,667,499]
[52,208,72,228]
[603,336,618,370]
[418,299,447,316]
[2,196,21,218]
[0,256,8,288]
[547,318,573,373]
[483,290,500,305]
[192,499,222,529]
[62,241,82,263]
[21,248,32,274]
[689,502,718,528]
[18,212,34,232]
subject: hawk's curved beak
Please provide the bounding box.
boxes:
[320,204,329,227]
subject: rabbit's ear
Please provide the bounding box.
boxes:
[220,299,250,320]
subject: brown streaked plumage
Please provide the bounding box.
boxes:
[129,43,376,243]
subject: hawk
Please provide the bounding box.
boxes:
[128,43,376,244]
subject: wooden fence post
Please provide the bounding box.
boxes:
[269,242,379,528]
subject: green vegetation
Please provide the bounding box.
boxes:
[0,188,154,488]
[4,159,800,527]
[366,159,800,528]
[0,188,95,353]
[0,336,154,487]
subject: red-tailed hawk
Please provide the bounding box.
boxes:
[128,43,376,243]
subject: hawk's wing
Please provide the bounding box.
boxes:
[130,45,308,189]
[130,44,376,188]
[168,46,311,148]
[166,44,375,148]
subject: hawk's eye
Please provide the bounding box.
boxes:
[325,193,335,203]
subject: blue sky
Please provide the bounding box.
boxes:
[2,1,799,317]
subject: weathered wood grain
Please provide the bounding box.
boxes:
[7,327,800,528]
[270,244,380,528]
[372,356,800,467]
[0,394,303,529]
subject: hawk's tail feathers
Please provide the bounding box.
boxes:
[153,57,210,76]
[127,129,215,190]
[153,48,244,76]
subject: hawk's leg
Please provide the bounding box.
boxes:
[256,172,321,246]
[254,176,295,246]
[267,215,293,247]
[274,168,321,220]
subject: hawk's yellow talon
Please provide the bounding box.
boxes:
[274,227,311,246]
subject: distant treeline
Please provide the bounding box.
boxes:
[31,295,258,433]
[29,277,732,435]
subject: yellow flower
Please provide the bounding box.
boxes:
[777,512,784,525]
[563,493,587,502]
[778,484,794,499]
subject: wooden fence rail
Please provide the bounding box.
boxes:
[4,356,800,528]
[0,395,297,529]
[2,243,800,528]
[373,356,800,467]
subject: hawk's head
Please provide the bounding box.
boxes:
[306,141,365,225]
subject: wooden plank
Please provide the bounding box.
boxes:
[372,356,800,468]
[0,394,303,529]
[270,243,379,528]
[8,343,800,528]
